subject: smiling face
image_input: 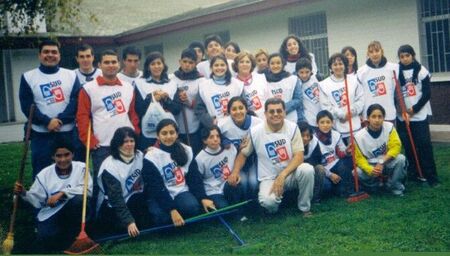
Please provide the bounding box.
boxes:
[157,124,178,147]
[123,54,140,74]
[331,58,346,78]
[237,56,252,76]
[225,45,237,60]
[203,128,221,150]
[149,58,164,79]
[76,49,94,72]
[317,116,333,133]
[367,109,384,131]
[269,56,283,74]
[119,135,135,156]
[53,148,73,171]
[229,100,247,125]
[368,47,383,65]
[301,130,312,146]
[206,41,223,58]
[211,58,227,77]
[265,103,285,127]
[286,38,300,56]
[39,45,61,67]
[99,55,120,79]
[255,54,268,71]
[297,67,312,82]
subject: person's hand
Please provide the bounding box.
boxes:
[372,164,384,177]
[201,199,217,213]
[227,171,241,187]
[178,90,188,103]
[329,173,341,184]
[153,91,162,102]
[239,137,249,151]
[14,182,25,195]
[47,191,65,207]
[346,143,353,155]
[402,111,410,123]
[270,174,286,197]
[160,91,169,100]
[170,210,185,227]
[47,118,62,132]
[406,108,414,116]
[127,222,140,237]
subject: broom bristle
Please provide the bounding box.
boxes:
[347,191,370,203]
[2,232,14,255]
[64,231,100,255]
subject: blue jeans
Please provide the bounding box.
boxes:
[208,183,242,209]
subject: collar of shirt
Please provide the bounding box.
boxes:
[96,76,122,86]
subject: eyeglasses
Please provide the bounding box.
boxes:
[42,50,59,55]
[267,109,284,114]
[55,152,72,158]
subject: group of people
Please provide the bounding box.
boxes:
[14,34,439,252]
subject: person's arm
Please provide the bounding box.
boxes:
[19,178,47,209]
[308,144,322,166]
[61,165,93,199]
[161,96,181,116]
[285,79,302,115]
[186,160,207,201]
[271,151,303,197]
[134,86,151,120]
[57,76,81,124]
[351,81,365,117]
[128,93,141,135]
[76,88,99,148]
[354,143,374,175]
[19,75,52,126]
[194,93,214,128]
[384,128,402,163]
[412,75,431,114]
[141,159,176,212]
[318,83,346,121]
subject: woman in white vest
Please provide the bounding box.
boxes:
[135,52,180,150]
[142,119,216,227]
[218,96,261,199]
[354,104,406,196]
[264,53,304,123]
[195,54,244,128]
[97,127,147,238]
[233,51,268,119]
[14,138,92,252]
[319,53,364,142]
[279,34,319,76]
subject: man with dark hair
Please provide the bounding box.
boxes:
[19,39,81,179]
[117,46,142,87]
[74,44,102,85]
[230,98,315,216]
[196,34,235,77]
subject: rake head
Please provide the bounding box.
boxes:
[64,231,100,255]
[347,191,370,203]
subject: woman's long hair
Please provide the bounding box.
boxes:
[110,127,138,160]
[156,119,188,166]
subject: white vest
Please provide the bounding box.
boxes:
[355,122,394,164]
[35,161,88,221]
[284,53,318,75]
[397,66,432,121]
[171,76,204,133]
[302,76,321,127]
[83,79,135,146]
[266,75,298,122]
[97,151,144,211]
[74,68,102,85]
[218,115,262,149]
[23,67,77,132]
[241,73,269,119]
[198,77,244,122]
[144,144,193,199]
[197,60,236,78]
[117,70,143,88]
[303,135,319,160]
[357,63,398,121]
[316,130,342,170]
[319,75,362,136]
[250,120,297,181]
[196,146,237,196]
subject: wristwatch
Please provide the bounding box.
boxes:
[378,159,385,165]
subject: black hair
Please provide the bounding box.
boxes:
[224,41,241,54]
[295,57,313,73]
[227,96,248,114]
[298,121,313,137]
[279,35,311,61]
[204,34,223,49]
[99,49,119,63]
[156,119,188,166]
[189,41,205,54]
[39,39,60,53]
[264,97,285,112]
[268,53,286,69]
[110,127,138,160]
[122,46,142,60]
[397,44,416,58]
[200,125,223,143]
[341,46,358,73]
[328,53,348,75]
[50,136,74,155]
[366,103,386,117]
[209,54,232,84]
[180,48,197,61]
[316,110,334,123]
[76,44,94,56]
[143,51,169,80]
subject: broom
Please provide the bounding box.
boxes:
[2,104,34,255]
[392,70,425,180]
[64,122,99,254]
[343,77,369,203]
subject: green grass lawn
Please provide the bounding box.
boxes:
[0,142,449,254]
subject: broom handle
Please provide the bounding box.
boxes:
[392,71,424,179]
[80,122,92,230]
[8,104,34,235]
[344,77,361,192]
[181,105,191,146]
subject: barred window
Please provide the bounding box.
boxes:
[289,12,329,76]
[420,0,450,73]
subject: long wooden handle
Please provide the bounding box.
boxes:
[181,106,191,146]
[81,122,91,228]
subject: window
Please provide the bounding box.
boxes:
[144,44,163,56]
[289,12,329,76]
[0,50,15,123]
[420,0,450,73]
[203,31,230,44]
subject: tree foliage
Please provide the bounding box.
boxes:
[1,0,97,35]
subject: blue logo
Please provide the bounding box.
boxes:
[265,142,277,158]
[211,94,221,109]
[162,162,176,181]
[210,164,222,178]
[372,143,387,157]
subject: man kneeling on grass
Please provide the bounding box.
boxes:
[14,138,92,252]
[229,98,315,216]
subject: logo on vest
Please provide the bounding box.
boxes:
[245,90,262,110]
[367,76,387,97]
[271,88,283,99]
[162,162,185,185]
[305,83,319,104]
[322,151,337,166]
[102,91,126,116]
[331,88,347,107]
[401,82,416,98]
[265,139,289,164]
[125,168,143,193]
[372,143,387,157]
[40,80,65,105]
[210,156,231,180]
[211,91,230,115]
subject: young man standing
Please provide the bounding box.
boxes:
[196,35,235,78]
[74,44,102,85]
[19,39,80,178]
[230,98,315,216]
[117,46,142,87]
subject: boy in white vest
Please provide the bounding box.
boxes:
[117,46,143,87]
[231,98,315,216]
[14,138,92,252]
